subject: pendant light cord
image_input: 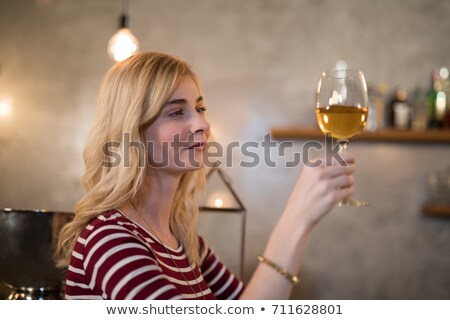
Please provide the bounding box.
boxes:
[119,0,131,28]
[122,0,129,16]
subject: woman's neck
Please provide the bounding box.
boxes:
[121,169,182,247]
[140,170,181,228]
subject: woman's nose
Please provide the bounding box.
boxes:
[191,113,210,134]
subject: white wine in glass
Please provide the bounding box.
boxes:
[315,69,369,207]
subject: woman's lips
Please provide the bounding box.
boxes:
[187,141,206,150]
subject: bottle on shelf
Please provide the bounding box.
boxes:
[410,87,428,131]
[384,89,396,128]
[440,68,450,128]
[385,87,412,130]
[426,68,447,128]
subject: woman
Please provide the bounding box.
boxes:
[56,51,355,300]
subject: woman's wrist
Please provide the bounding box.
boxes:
[257,255,301,285]
[265,209,312,263]
[280,206,314,240]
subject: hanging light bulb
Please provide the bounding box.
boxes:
[108,0,140,62]
[108,27,140,62]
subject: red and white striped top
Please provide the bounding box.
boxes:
[65,210,244,300]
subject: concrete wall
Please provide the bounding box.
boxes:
[0,0,449,299]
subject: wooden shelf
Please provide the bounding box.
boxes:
[422,203,450,218]
[270,127,450,143]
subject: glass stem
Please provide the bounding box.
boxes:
[338,140,349,154]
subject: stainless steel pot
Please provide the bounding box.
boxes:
[0,209,73,299]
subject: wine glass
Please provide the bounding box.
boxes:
[315,69,369,207]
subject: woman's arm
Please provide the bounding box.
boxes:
[240,152,355,299]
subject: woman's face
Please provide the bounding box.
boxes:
[144,76,210,173]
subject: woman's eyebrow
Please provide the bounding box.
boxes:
[163,96,203,108]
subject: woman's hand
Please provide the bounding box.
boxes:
[284,151,355,231]
[241,151,356,300]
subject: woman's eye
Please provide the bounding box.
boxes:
[168,109,184,117]
[196,106,207,113]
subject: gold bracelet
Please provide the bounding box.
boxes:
[257,255,300,285]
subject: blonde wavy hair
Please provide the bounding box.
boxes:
[56,52,206,267]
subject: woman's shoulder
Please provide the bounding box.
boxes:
[79,209,139,241]
[86,209,125,228]
[91,209,126,225]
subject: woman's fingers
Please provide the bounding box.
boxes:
[321,162,355,178]
[316,150,355,167]
[329,174,354,190]
[333,185,354,202]
[337,150,355,165]
[287,150,357,227]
